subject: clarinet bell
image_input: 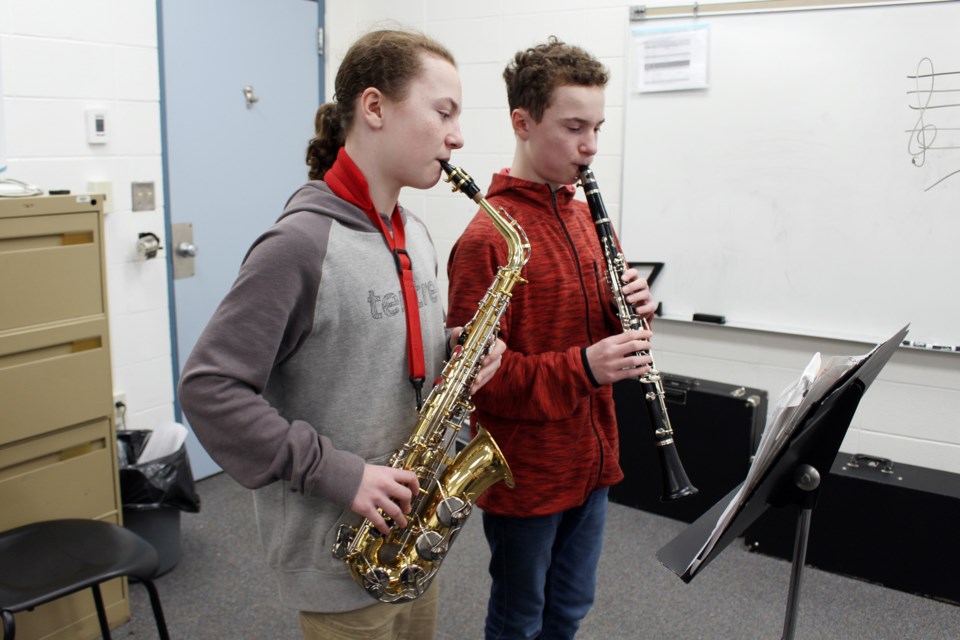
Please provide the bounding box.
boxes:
[659,444,698,502]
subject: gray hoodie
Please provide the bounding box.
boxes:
[178,180,447,612]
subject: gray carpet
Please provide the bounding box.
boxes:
[114,472,960,639]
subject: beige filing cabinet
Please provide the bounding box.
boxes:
[0,194,130,639]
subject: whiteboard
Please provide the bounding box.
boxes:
[619,1,960,347]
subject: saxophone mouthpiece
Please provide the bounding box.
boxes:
[440,160,482,202]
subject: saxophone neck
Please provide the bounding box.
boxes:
[441,160,530,271]
[478,199,530,272]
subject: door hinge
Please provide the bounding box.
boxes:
[317,27,324,57]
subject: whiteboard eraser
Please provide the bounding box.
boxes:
[693,313,726,325]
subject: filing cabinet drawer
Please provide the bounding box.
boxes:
[0,420,118,530]
[0,420,119,530]
[0,318,112,446]
[0,211,104,332]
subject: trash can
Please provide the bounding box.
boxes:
[118,423,201,576]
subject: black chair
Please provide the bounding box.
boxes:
[0,518,170,639]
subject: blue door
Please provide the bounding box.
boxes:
[160,0,322,479]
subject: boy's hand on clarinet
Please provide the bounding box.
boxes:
[449,328,506,394]
[620,269,656,319]
[472,337,506,394]
[585,329,653,385]
[351,465,419,535]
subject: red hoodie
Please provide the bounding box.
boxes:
[446,171,625,517]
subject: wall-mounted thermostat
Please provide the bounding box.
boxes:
[86,108,108,144]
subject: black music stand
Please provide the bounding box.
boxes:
[656,325,908,640]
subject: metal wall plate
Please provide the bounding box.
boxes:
[171,222,196,279]
[131,182,156,211]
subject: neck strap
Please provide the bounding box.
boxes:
[325,148,426,409]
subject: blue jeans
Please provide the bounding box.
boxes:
[482,487,609,640]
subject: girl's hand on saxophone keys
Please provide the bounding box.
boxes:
[351,465,420,535]
[584,329,653,385]
[621,269,656,319]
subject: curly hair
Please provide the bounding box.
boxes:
[306,30,456,180]
[503,36,608,123]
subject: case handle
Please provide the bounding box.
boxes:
[845,454,895,474]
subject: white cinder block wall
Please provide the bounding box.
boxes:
[1,0,175,432]
[2,0,956,474]
[327,0,960,474]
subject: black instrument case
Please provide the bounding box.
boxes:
[744,453,960,604]
[610,373,768,523]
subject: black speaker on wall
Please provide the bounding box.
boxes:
[610,373,768,523]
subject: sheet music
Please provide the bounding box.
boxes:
[684,343,880,575]
[656,325,909,581]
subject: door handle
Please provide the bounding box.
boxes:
[176,242,198,257]
[243,85,259,108]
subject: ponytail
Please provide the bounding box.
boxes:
[305,102,344,181]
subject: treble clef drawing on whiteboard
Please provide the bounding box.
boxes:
[906,57,960,192]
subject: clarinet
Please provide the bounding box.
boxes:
[579,165,697,501]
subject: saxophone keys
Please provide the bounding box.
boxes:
[400,565,428,591]
[376,541,403,565]
[415,530,448,561]
[361,568,391,597]
[436,496,470,527]
[331,524,355,559]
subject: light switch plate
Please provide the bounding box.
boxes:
[131,182,155,211]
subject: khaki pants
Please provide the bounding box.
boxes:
[298,583,439,640]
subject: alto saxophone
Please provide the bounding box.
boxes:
[332,160,530,603]
[578,165,697,502]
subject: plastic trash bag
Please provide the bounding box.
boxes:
[118,424,201,513]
